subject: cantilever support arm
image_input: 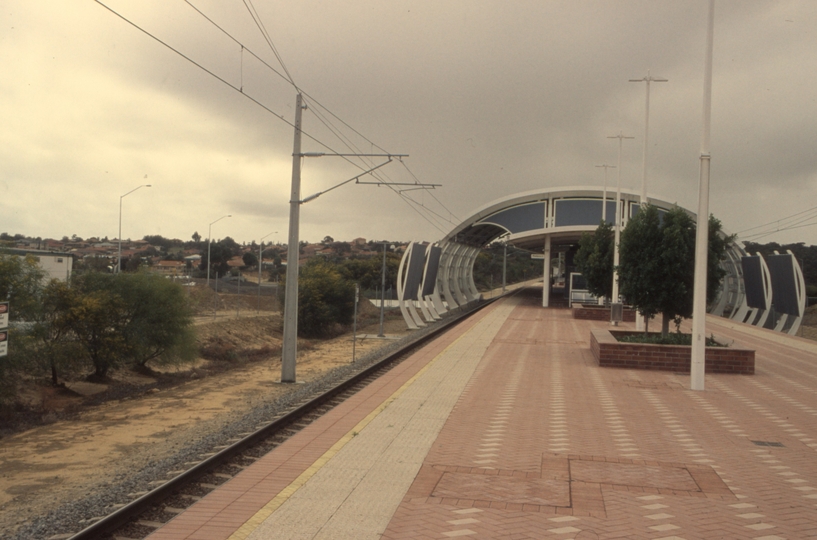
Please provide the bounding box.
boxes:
[299,158,395,204]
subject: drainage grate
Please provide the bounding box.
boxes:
[751,440,785,447]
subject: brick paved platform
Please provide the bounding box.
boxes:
[148,288,817,539]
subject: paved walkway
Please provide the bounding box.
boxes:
[148,289,817,539]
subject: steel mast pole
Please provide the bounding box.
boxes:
[281,93,305,383]
[691,0,716,392]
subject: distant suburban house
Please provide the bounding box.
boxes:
[152,260,186,276]
[3,248,73,281]
[227,256,245,268]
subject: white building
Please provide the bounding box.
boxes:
[5,248,73,281]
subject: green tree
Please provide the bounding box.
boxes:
[574,221,615,300]
[64,272,198,378]
[618,205,730,336]
[117,273,197,369]
[67,274,130,379]
[340,254,399,292]
[28,280,85,385]
[0,252,47,320]
[288,259,356,338]
[242,251,259,268]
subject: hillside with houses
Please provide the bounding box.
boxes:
[0,232,409,282]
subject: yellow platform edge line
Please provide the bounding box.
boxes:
[227,308,492,540]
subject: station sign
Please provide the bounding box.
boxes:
[0,302,8,358]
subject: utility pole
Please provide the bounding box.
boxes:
[607,131,634,318]
[279,94,413,383]
[281,93,305,384]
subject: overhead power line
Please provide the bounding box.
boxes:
[97,1,454,235]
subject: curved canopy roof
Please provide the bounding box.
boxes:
[441,186,688,253]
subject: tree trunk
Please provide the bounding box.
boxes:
[51,361,59,386]
[661,312,671,337]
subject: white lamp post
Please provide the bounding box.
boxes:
[118,184,151,273]
[607,132,634,316]
[691,0,716,391]
[207,215,231,287]
[630,71,667,332]
[629,70,668,205]
[595,164,616,223]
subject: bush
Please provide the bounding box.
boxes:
[286,259,356,338]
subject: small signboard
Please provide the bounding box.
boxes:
[0,330,7,357]
[0,302,7,328]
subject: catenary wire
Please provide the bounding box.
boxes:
[99,1,453,235]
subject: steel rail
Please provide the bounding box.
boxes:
[67,297,498,540]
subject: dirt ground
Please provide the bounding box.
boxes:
[0,291,412,537]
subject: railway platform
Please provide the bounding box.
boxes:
[147,289,817,539]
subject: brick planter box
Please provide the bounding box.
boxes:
[573,305,636,322]
[590,328,755,374]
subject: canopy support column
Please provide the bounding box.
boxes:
[542,235,552,307]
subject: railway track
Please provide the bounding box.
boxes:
[64,299,494,540]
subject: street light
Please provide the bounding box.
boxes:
[207,215,231,287]
[258,231,277,314]
[118,183,151,273]
[607,131,634,319]
[691,0,716,391]
[595,164,616,223]
[629,70,668,205]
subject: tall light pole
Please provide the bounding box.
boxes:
[258,231,277,314]
[607,132,634,313]
[629,71,668,206]
[691,0,716,391]
[595,164,616,223]
[118,183,151,273]
[207,215,231,287]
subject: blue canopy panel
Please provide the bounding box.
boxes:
[478,202,546,234]
[766,254,800,316]
[741,256,768,310]
[554,199,616,227]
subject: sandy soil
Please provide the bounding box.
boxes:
[0,298,411,536]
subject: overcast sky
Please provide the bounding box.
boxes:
[2,1,816,247]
